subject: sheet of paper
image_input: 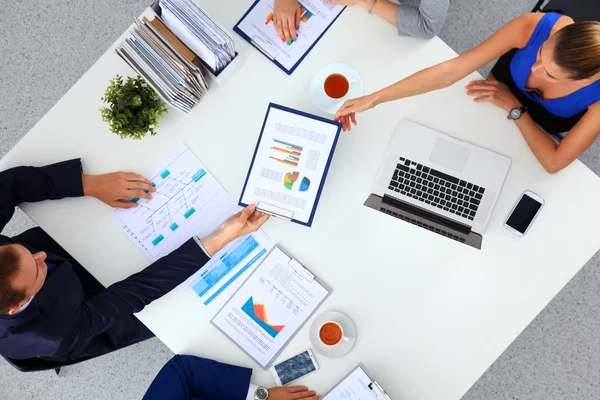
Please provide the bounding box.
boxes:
[212,247,329,367]
[160,0,235,73]
[236,0,344,71]
[114,145,230,261]
[324,367,388,400]
[241,106,339,224]
[182,229,276,314]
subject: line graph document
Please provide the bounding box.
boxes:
[212,247,330,367]
[235,0,344,72]
[240,104,340,225]
[114,145,229,260]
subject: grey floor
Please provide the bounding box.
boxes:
[1,0,599,399]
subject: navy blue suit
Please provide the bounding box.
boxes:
[144,355,252,400]
[0,160,209,361]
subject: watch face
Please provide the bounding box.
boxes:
[510,108,522,120]
[256,387,269,400]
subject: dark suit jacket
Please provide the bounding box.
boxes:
[143,355,252,400]
[0,160,209,361]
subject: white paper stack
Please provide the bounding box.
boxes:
[116,13,209,113]
[159,0,236,74]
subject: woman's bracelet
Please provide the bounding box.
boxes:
[368,0,378,13]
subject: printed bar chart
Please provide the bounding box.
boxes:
[270,139,303,167]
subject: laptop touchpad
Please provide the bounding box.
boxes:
[429,138,470,172]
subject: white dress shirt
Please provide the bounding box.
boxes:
[246,383,259,400]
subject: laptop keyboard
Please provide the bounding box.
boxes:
[388,157,485,221]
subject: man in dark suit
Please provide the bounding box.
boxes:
[0,159,269,362]
[143,355,321,400]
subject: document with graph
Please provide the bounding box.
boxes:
[211,246,331,367]
[182,228,276,314]
[234,0,345,74]
[240,103,341,227]
[114,144,231,261]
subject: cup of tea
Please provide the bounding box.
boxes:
[318,321,347,346]
[323,73,354,101]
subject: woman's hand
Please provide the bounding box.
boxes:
[466,77,522,112]
[334,94,378,132]
[273,0,302,43]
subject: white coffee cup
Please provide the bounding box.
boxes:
[318,321,350,347]
[322,73,357,102]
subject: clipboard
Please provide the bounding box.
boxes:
[323,363,392,400]
[239,103,341,227]
[210,246,331,368]
[233,1,346,75]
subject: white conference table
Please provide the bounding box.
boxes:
[3,2,600,399]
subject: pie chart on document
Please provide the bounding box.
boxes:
[283,171,311,192]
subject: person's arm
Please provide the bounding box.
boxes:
[514,103,600,173]
[0,159,84,232]
[325,0,398,25]
[395,0,450,39]
[55,205,269,358]
[326,0,448,38]
[144,355,321,400]
[334,13,543,131]
[0,159,158,231]
[143,355,252,400]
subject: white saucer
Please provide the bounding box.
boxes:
[310,311,356,358]
[310,64,363,115]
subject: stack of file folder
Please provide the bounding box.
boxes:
[159,0,236,74]
[116,0,236,113]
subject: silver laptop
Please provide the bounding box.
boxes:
[365,119,511,249]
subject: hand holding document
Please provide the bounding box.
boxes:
[240,103,341,226]
[234,0,345,74]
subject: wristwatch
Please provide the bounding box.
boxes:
[507,105,528,120]
[254,387,269,400]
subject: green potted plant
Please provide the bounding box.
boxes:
[100,75,168,140]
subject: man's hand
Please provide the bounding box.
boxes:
[82,172,155,209]
[269,386,320,400]
[200,205,270,256]
[274,0,302,43]
[466,77,522,112]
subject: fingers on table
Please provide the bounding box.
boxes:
[292,391,317,399]
[286,386,309,393]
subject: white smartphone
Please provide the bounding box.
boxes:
[270,349,319,386]
[504,190,544,237]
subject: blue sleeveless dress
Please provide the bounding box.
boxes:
[491,12,600,135]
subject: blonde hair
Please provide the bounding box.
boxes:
[553,21,600,80]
